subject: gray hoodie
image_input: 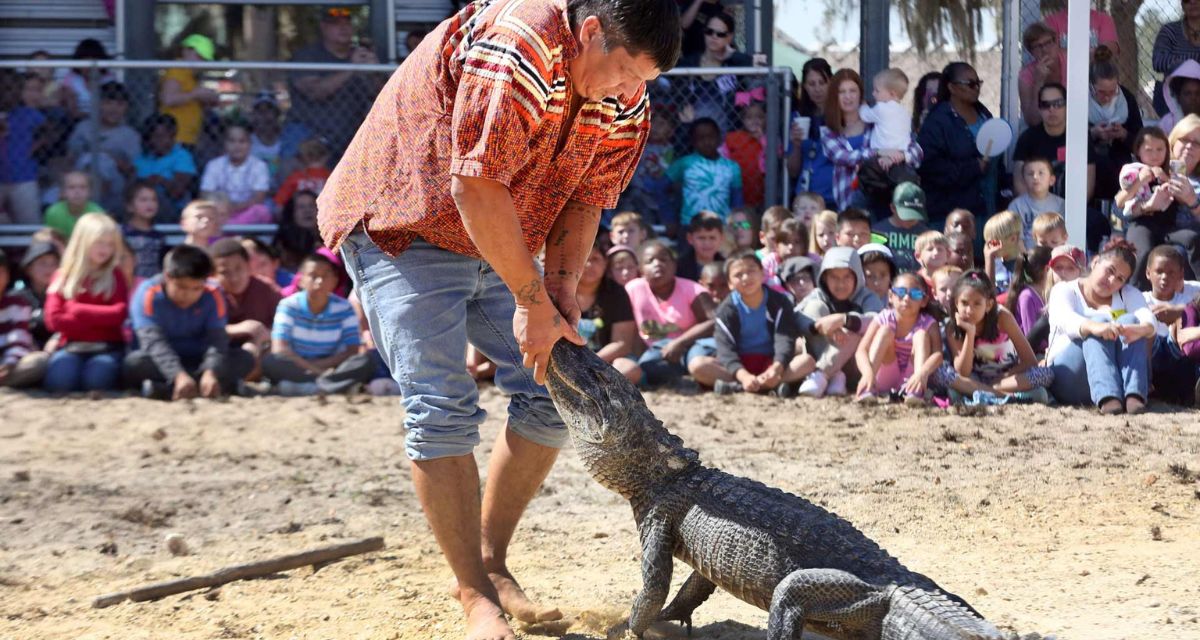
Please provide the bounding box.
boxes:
[795,246,885,358]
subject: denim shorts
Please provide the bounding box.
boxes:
[636,337,717,387]
[339,232,567,460]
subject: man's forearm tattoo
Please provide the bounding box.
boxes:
[517,278,544,306]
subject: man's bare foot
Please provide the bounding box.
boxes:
[450,567,562,623]
[461,592,515,640]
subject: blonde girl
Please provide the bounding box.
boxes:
[43,213,129,392]
[810,209,839,257]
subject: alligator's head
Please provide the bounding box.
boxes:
[547,340,699,499]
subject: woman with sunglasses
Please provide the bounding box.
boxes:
[674,12,752,135]
[679,0,728,58]
[1047,239,1157,414]
[1151,0,1200,117]
[917,62,995,228]
[1125,115,1200,288]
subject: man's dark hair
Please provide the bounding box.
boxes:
[209,237,249,262]
[837,208,871,228]
[1022,155,1054,173]
[1038,82,1066,103]
[567,0,681,71]
[123,179,156,204]
[142,112,178,137]
[242,236,279,259]
[163,245,213,280]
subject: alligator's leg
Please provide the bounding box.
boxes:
[766,568,888,640]
[628,517,675,637]
[658,570,717,635]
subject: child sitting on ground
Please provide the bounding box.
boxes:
[795,246,886,397]
[946,230,975,270]
[932,270,1054,401]
[125,245,254,399]
[779,255,817,303]
[200,122,272,224]
[871,182,928,271]
[44,171,104,238]
[914,230,950,282]
[792,191,825,227]
[1049,244,1084,283]
[836,207,874,251]
[0,249,44,388]
[1006,157,1065,247]
[810,209,839,259]
[1031,211,1068,249]
[983,210,1024,292]
[857,243,896,301]
[609,211,650,250]
[180,199,222,247]
[931,265,963,313]
[1141,245,1200,404]
[576,239,642,384]
[262,253,376,395]
[698,261,729,303]
[667,117,744,225]
[121,181,166,279]
[241,237,293,290]
[762,215,808,293]
[210,238,280,383]
[854,272,942,405]
[1007,246,1055,338]
[713,251,813,396]
[273,137,330,209]
[677,211,725,281]
[756,204,790,262]
[724,207,756,255]
[625,240,725,389]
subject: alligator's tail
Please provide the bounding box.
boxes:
[880,584,1003,640]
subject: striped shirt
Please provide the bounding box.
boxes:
[317,0,650,259]
[1153,21,1200,76]
[0,294,34,366]
[271,292,360,360]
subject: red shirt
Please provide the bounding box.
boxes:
[44,269,129,345]
[274,166,331,208]
[317,0,650,259]
[723,131,764,208]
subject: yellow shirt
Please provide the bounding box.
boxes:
[161,68,202,145]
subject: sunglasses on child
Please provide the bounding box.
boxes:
[730,220,752,230]
[891,286,926,300]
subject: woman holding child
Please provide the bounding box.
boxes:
[1123,116,1200,288]
[820,69,922,212]
[1047,240,1157,414]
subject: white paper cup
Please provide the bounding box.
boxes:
[793,116,811,140]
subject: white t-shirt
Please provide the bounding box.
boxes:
[1047,280,1157,362]
[1141,281,1200,337]
[200,155,270,203]
[859,101,911,152]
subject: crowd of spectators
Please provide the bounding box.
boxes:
[3,4,1200,414]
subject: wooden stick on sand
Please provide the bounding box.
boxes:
[93,536,385,608]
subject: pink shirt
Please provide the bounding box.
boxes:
[875,308,936,372]
[625,276,707,345]
[1043,9,1117,52]
[1019,50,1067,90]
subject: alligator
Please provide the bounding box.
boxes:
[545,341,1006,640]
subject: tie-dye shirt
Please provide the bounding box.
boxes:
[667,152,743,225]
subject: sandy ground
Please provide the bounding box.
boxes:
[1,387,1199,640]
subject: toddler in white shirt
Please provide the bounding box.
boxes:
[859,68,911,168]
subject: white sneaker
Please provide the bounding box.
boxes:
[825,371,848,396]
[276,381,320,397]
[798,371,828,398]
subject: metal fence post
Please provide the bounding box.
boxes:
[859,0,890,92]
[765,68,780,208]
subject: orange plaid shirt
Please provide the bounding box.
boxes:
[317,0,651,259]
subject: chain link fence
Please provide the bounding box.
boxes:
[1016,0,1182,122]
[0,59,791,237]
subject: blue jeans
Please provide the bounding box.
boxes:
[1050,314,1149,406]
[44,350,122,393]
[636,337,717,387]
[339,232,566,461]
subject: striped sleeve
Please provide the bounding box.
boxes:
[337,301,362,350]
[450,24,554,186]
[271,296,296,342]
[570,88,651,208]
[0,300,34,366]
